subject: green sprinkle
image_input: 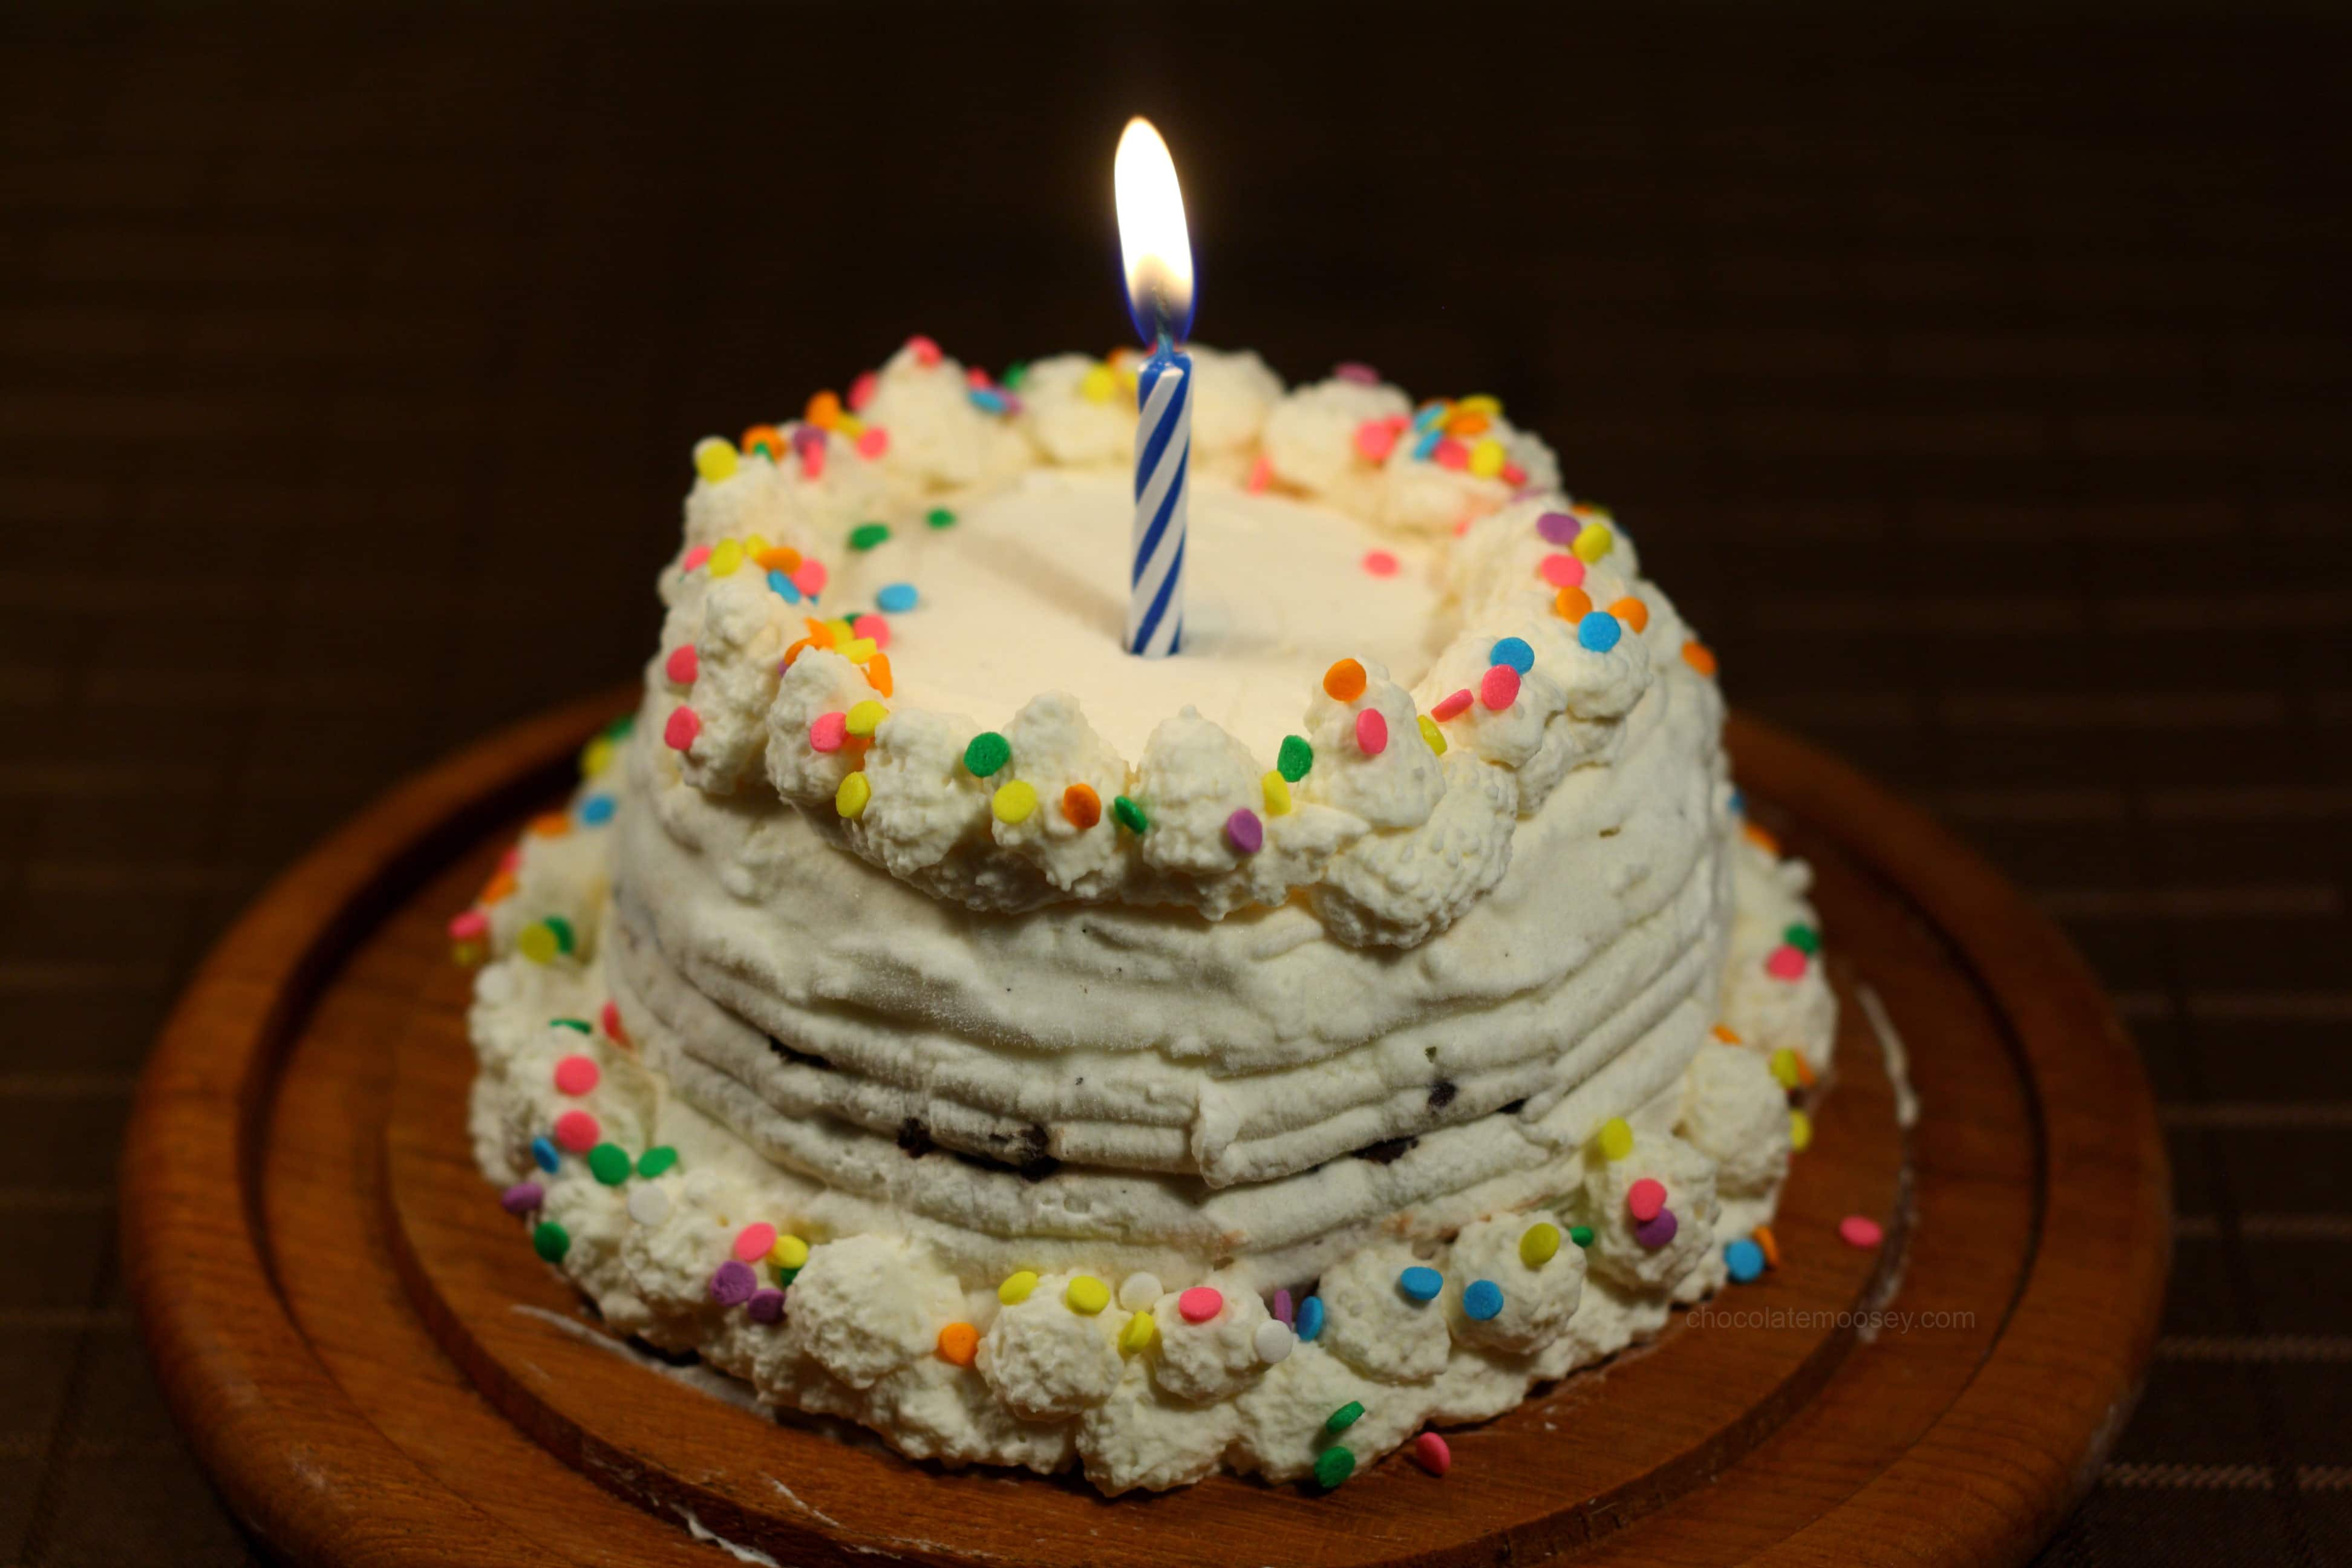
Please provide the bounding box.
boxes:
[1313,1446,1356,1490]
[1112,795,1149,834]
[588,1144,632,1186]
[544,915,576,955]
[1569,1224,1595,1249]
[926,506,958,530]
[550,1018,591,1034]
[774,1264,802,1289]
[1784,923,1820,955]
[1325,1400,1364,1434]
[964,731,1011,777]
[999,361,1028,390]
[532,1221,570,1263]
[604,712,636,739]
[636,1146,679,1178]
[848,521,891,552]
[1277,735,1314,783]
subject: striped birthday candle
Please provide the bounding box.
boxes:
[1128,337,1191,656]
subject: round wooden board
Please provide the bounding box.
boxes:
[123,690,2169,1568]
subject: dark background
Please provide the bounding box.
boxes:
[4,4,2349,1564]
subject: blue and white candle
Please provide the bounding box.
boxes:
[1114,118,1196,658]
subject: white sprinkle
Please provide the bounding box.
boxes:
[628,1184,671,1225]
[1253,1319,1295,1364]
[1117,1272,1163,1312]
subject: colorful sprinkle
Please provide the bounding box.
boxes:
[627,1184,670,1225]
[1398,1266,1443,1303]
[1627,1178,1667,1223]
[680,544,711,573]
[1314,1447,1356,1490]
[1080,364,1118,402]
[1635,1209,1679,1249]
[1840,1215,1884,1249]
[1789,1109,1814,1152]
[1112,795,1149,834]
[1468,439,1506,479]
[553,1110,599,1153]
[756,544,803,573]
[1754,1226,1782,1269]
[1570,1224,1595,1249]
[926,506,957,530]
[1410,428,1442,462]
[792,559,827,598]
[1413,1432,1452,1476]
[835,771,871,818]
[1063,783,1102,829]
[1261,771,1292,817]
[998,1270,1040,1305]
[1119,1311,1158,1354]
[1520,1223,1561,1268]
[1296,1295,1326,1341]
[844,699,887,737]
[848,521,890,551]
[1177,1286,1223,1324]
[1326,1400,1365,1433]
[1254,1319,1295,1363]
[806,390,843,428]
[1785,923,1821,954]
[1355,708,1388,755]
[770,1234,809,1270]
[1272,1288,1294,1325]
[693,437,738,482]
[1539,553,1585,589]
[1766,944,1809,981]
[1489,636,1534,674]
[1362,549,1399,577]
[1354,420,1400,463]
[549,1018,591,1034]
[1224,808,1264,854]
[531,1136,560,1173]
[992,780,1039,825]
[665,644,698,685]
[1536,511,1578,545]
[578,795,615,826]
[514,921,557,967]
[1725,1238,1766,1282]
[1770,1048,1804,1089]
[1431,688,1474,722]
[707,538,744,578]
[532,1221,569,1262]
[1277,734,1314,782]
[664,705,702,752]
[938,1322,980,1365]
[637,1145,678,1177]
[876,583,918,613]
[711,1260,757,1305]
[809,711,846,753]
[964,731,1011,777]
[733,1223,777,1263]
[1554,584,1593,621]
[1610,596,1649,633]
[1462,1279,1504,1320]
[447,909,488,944]
[850,613,889,649]
[1323,659,1367,702]
[1334,362,1380,385]
[854,428,889,460]
[554,1055,599,1096]
[746,1289,786,1324]
[1573,521,1615,562]
[500,1182,543,1215]
[1596,1117,1635,1160]
[588,1143,631,1186]
[544,915,576,955]
[1065,1276,1111,1315]
[1578,612,1622,653]
[1419,715,1446,754]
[1246,453,1274,493]
[1432,437,1469,470]
[1480,664,1520,710]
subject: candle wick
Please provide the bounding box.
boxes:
[1155,326,1174,357]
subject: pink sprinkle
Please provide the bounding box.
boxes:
[809,711,848,753]
[1539,554,1586,589]
[906,334,942,367]
[847,370,878,411]
[747,1288,787,1324]
[1333,361,1380,385]
[1501,463,1527,486]
[1480,664,1521,711]
[665,644,698,685]
[855,426,890,459]
[680,544,711,572]
[793,559,828,596]
[1536,511,1578,545]
[553,1055,600,1097]
[1766,944,1809,981]
[1354,419,1399,463]
[1177,1287,1223,1324]
[733,1223,778,1263]
[710,1260,757,1306]
[1246,453,1273,494]
[663,705,702,752]
[852,613,890,649]
[599,1000,626,1044]
[800,436,828,480]
[1355,708,1389,756]
[1634,1207,1679,1250]
[1272,1288,1294,1325]
[553,1110,599,1153]
[1226,809,1264,854]
[498,847,521,873]
[446,909,488,942]
[1413,1432,1452,1476]
[1362,549,1399,577]
[1432,438,1469,471]
[1626,1177,1667,1223]
[1840,1215,1885,1249]
[1431,688,1474,722]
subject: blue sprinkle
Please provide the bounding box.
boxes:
[1410,427,1443,462]
[767,569,802,604]
[1398,1266,1443,1303]
[1577,612,1622,653]
[531,1135,560,1173]
[1462,1279,1504,1321]
[875,582,918,613]
[1489,636,1534,674]
[967,387,1008,415]
[1411,403,1447,433]
[1725,1238,1766,1283]
[578,795,615,826]
[1728,788,1746,817]
[1296,1295,1325,1341]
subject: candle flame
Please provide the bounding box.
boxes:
[1115,117,1195,345]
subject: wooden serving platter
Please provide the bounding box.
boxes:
[122,691,2168,1568]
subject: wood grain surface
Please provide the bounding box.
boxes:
[120,693,2168,1567]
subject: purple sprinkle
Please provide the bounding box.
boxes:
[999,393,1024,417]
[1634,1207,1680,1250]
[1537,511,1578,545]
[792,425,826,458]
[1272,1288,1294,1326]
[747,1288,787,1324]
[1333,361,1380,385]
[500,1181,544,1215]
[711,1259,758,1305]
[1226,808,1264,854]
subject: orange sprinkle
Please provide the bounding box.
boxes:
[1682,641,1719,678]
[1753,1225,1780,1270]
[1063,783,1102,829]
[755,544,803,572]
[479,869,518,905]
[803,618,837,649]
[1712,1025,1743,1044]
[1794,1053,1818,1089]
[937,1321,979,1366]
[1609,596,1650,633]
[528,811,572,838]
[805,390,843,430]
[740,423,783,457]
[782,636,816,668]
[863,652,893,697]
[1445,410,1491,438]
[1323,658,1367,702]
[1743,822,1782,857]
[1553,585,1593,621]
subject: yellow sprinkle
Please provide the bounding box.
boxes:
[1456,394,1501,417]
[835,771,871,818]
[1789,1108,1813,1152]
[1520,1222,1561,1269]
[1065,1276,1111,1315]
[769,1234,810,1270]
[991,779,1039,825]
[826,616,855,644]
[516,923,559,965]
[1769,1048,1803,1089]
[1467,438,1506,479]
[1261,771,1292,817]
[707,538,744,578]
[1119,1310,1157,1354]
[1080,364,1118,403]
[836,414,865,439]
[840,638,878,665]
[693,436,739,483]
[1595,1117,1635,1161]
[745,532,769,556]
[579,736,616,779]
[1572,523,1613,563]
[999,1270,1039,1305]
[450,941,485,969]
[844,699,887,736]
[1419,714,1446,755]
